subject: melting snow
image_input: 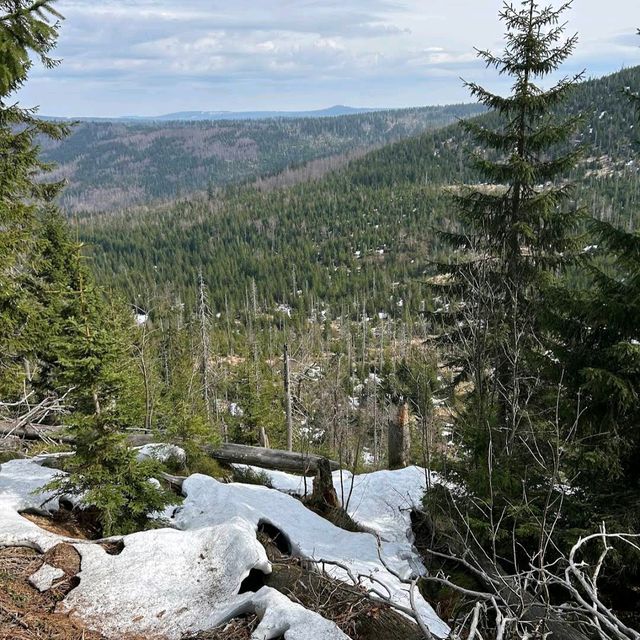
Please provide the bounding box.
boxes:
[135,442,187,465]
[0,458,70,551]
[192,468,450,637]
[0,458,349,640]
[234,465,442,547]
[0,458,451,638]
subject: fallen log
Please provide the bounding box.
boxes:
[2,422,339,474]
[0,421,73,443]
[206,443,339,474]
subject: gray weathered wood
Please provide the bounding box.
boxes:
[0,421,73,443]
[207,443,339,474]
[2,422,339,474]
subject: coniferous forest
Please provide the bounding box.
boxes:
[1,2,639,640]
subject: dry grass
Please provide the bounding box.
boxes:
[0,546,104,640]
[185,614,260,640]
[21,512,94,540]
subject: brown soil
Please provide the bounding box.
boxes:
[186,614,260,639]
[0,546,103,640]
[21,512,93,540]
[43,543,82,578]
[21,501,105,540]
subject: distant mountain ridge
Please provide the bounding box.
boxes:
[44,105,383,123]
[138,105,382,121]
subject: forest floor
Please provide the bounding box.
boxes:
[0,454,451,640]
[0,500,426,640]
[0,510,145,640]
[0,544,104,640]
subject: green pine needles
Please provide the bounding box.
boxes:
[0,1,174,536]
[0,1,68,394]
[41,234,175,536]
[430,0,587,554]
[547,35,640,530]
[438,0,584,445]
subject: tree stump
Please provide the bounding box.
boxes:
[388,401,411,470]
[312,457,340,509]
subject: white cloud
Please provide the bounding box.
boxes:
[15,0,640,116]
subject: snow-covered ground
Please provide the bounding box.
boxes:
[232,463,445,589]
[174,469,450,637]
[135,442,187,465]
[0,458,71,551]
[234,463,442,546]
[0,458,350,639]
[0,456,450,639]
[64,519,348,640]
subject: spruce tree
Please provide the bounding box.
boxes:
[0,1,68,394]
[548,35,640,530]
[41,225,174,536]
[432,0,583,547]
[0,2,174,536]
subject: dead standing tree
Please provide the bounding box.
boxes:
[197,272,215,429]
[283,343,293,452]
[388,399,411,470]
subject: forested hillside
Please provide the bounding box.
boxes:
[79,66,640,317]
[41,104,483,212]
[3,1,640,639]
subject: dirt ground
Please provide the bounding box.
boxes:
[0,545,104,640]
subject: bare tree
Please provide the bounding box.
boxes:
[283,343,293,451]
[197,272,214,425]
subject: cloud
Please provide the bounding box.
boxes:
[16,0,640,116]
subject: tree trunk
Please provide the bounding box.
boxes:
[283,343,293,452]
[388,401,411,470]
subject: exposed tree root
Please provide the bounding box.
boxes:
[257,530,424,640]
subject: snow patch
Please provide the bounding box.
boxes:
[172,473,449,637]
[62,520,270,639]
[0,458,68,551]
[250,587,349,640]
[0,459,350,640]
[135,442,187,465]
[29,563,65,591]
[235,464,442,546]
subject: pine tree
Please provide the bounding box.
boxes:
[431,0,584,549]
[548,34,640,529]
[0,1,68,394]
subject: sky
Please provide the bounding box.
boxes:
[16,0,640,117]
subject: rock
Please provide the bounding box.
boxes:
[29,563,65,591]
